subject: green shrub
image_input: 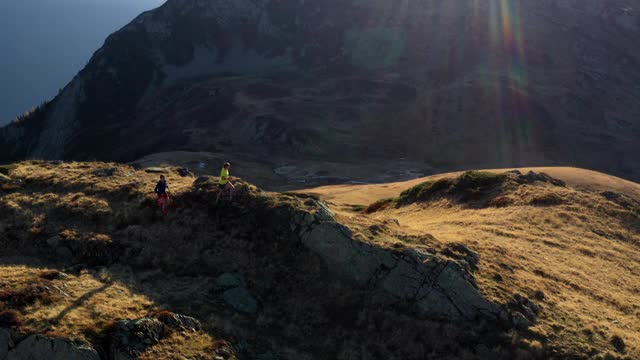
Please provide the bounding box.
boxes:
[364,198,395,213]
[397,179,452,204]
[454,171,506,192]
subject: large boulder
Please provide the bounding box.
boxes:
[0,329,12,360]
[222,287,258,315]
[6,335,99,360]
[92,168,118,177]
[297,201,500,322]
[177,168,193,177]
[143,167,167,174]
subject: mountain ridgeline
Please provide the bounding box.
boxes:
[1,0,639,180]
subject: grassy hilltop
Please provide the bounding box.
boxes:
[0,161,638,359]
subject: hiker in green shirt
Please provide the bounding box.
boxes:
[216,162,236,203]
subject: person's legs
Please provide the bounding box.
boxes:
[158,194,168,216]
[226,182,236,200]
[216,184,226,204]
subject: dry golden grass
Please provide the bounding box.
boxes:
[0,264,153,339]
[302,167,640,207]
[0,161,229,358]
[2,161,639,359]
[139,331,219,360]
[305,169,640,358]
[0,263,224,359]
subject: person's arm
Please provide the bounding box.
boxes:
[154,182,159,194]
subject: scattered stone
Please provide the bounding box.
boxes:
[534,290,545,301]
[109,318,165,359]
[611,335,626,353]
[369,224,383,234]
[39,270,69,280]
[442,243,480,271]
[144,167,167,174]
[214,345,235,359]
[385,218,400,226]
[213,273,245,290]
[602,191,621,201]
[46,235,61,248]
[493,273,503,282]
[0,329,12,360]
[6,335,99,360]
[156,312,202,331]
[512,312,533,330]
[504,294,540,330]
[47,160,64,166]
[177,168,193,177]
[92,168,118,177]
[500,263,515,272]
[56,246,73,260]
[222,287,258,314]
[64,264,88,276]
[601,191,639,211]
[518,171,565,187]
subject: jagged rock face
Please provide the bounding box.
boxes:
[296,201,499,322]
[1,0,640,179]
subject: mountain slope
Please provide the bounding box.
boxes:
[1,0,639,180]
[304,168,640,358]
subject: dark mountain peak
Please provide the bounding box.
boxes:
[1,0,639,180]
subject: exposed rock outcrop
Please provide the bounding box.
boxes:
[296,201,499,322]
[109,318,164,360]
[156,312,202,332]
[0,329,12,360]
[6,335,99,360]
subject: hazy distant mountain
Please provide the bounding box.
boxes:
[0,0,164,125]
[1,0,639,181]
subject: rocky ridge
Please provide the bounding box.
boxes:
[0,161,550,359]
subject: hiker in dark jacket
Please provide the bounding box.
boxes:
[154,175,171,216]
[155,175,169,197]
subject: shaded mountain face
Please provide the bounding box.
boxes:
[0,0,165,126]
[1,0,639,180]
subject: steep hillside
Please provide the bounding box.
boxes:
[304,168,640,359]
[1,0,640,180]
[0,161,638,359]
